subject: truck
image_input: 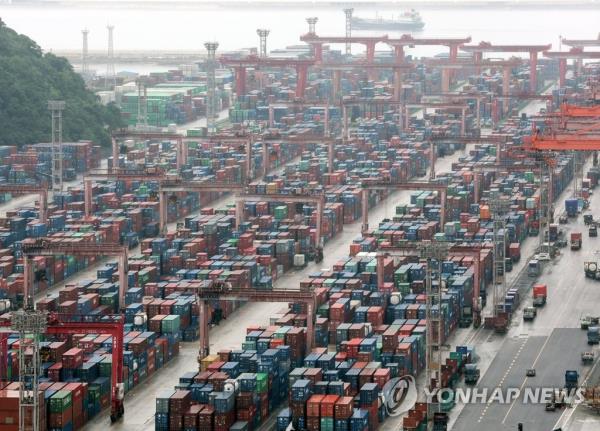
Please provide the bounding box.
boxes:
[523,307,537,321]
[588,326,600,344]
[565,370,579,391]
[464,363,480,385]
[582,351,594,364]
[571,232,582,250]
[532,284,547,307]
[581,315,600,330]
[584,262,600,280]
[494,312,509,334]
[528,259,540,277]
[566,198,579,217]
[509,243,521,262]
[546,389,567,411]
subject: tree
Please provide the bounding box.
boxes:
[0,19,124,147]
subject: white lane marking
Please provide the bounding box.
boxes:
[478,338,528,423]
[501,334,553,424]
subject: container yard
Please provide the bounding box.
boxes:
[1,5,600,431]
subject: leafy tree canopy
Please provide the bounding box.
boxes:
[0,19,123,147]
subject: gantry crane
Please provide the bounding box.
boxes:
[264,101,332,136]
[261,135,338,175]
[83,168,167,218]
[524,134,600,151]
[220,55,316,98]
[340,98,471,141]
[112,130,190,169]
[421,93,488,129]
[319,62,414,100]
[374,241,483,326]
[0,183,49,224]
[426,135,512,179]
[0,312,126,424]
[422,58,522,94]
[237,193,325,255]
[158,180,247,233]
[21,238,128,310]
[168,280,316,362]
[460,42,552,92]
[544,48,600,88]
[360,180,449,233]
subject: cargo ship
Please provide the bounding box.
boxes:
[351,10,425,31]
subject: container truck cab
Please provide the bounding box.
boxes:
[540,242,556,259]
[584,262,600,280]
[532,284,547,307]
[565,370,579,391]
[582,351,595,364]
[546,390,566,411]
[590,225,598,237]
[464,364,480,385]
[584,214,594,225]
[523,307,537,321]
[581,315,600,330]
[528,260,540,277]
[571,232,582,250]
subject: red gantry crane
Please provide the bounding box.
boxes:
[544,48,600,88]
[83,168,167,219]
[426,135,513,180]
[261,135,338,175]
[423,57,522,94]
[220,55,316,98]
[158,180,247,233]
[169,280,317,361]
[21,238,128,310]
[319,62,414,101]
[360,179,449,234]
[461,42,552,92]
[0,183,49,224]
[340,97,471,140]
[0,313,126,423]
[375,242,483,327]
[112,130,192,170]
[237,192,325,255]
[388,35,472,90]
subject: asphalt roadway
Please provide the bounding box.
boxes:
[451,156,600,431]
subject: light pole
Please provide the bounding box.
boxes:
[420,240,450,428]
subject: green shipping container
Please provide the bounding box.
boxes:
[161,315,181,333]
[256,372,268,393]
[49,390,72,413]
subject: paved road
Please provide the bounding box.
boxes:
[454,329,589,431]
[450,152,600,430]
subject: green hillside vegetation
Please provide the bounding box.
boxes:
[0,19,123,147]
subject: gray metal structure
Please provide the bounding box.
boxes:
[420,241,449,428]
[256,29,270,58]
[490,197,511,317]
[11,309,47,431]
[204,42,219,136]
[48,100,65,193]
[343,8,353,55]
[105,25,116,89]
[81,29,89,75]
[136,76,148,128]
[306,17,318,35]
